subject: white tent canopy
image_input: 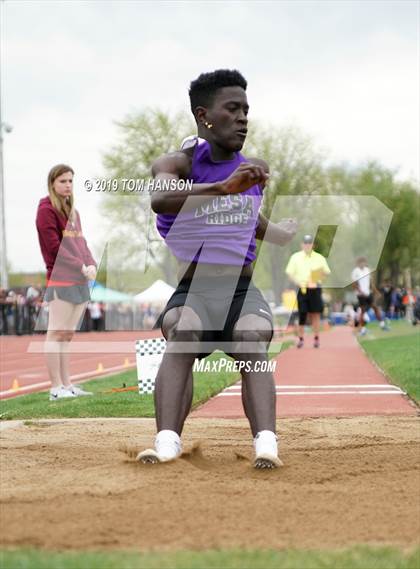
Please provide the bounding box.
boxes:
[134,280,175,303]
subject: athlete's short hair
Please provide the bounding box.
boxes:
[189,69,247,113]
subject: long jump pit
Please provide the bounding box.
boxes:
[0,415,419,552]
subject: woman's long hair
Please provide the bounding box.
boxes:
[47,164,75,221]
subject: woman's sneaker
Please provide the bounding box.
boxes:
[69,385,93,396]
[49,386,76,401]
[254,430,283,469]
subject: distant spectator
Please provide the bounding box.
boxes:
[88,301,103,331]
[412,289,420,326]
[380,280,394,318]
[0,288,8,335]
[391,288,402,319]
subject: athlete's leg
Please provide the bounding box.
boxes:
[176,368,194,435]
[232,314,275,437]
[310,312,321,347]
[359,304,367,327]
[371,302,386,326]
[310,312,320,335]
[357,298,371,335]
[297,311,307,347]
[298,322,305,338]
[297,290,307,345]
[154,306,203,435]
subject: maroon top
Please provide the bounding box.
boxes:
[36,196,96,285]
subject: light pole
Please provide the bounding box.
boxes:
[0,121,12,291]
[0,0,11,290]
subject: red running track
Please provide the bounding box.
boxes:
[1,327,417,418]
[0,330,161,399]
[192,326,418,418]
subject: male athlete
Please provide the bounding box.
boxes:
[138,69,297,469]
[351,256,389,335]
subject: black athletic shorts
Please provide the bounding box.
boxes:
[357,293,373,309]
[297,287,324,324]
[44,284,90,304]
[154,276,273,359]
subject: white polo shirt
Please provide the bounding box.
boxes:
[351,266,371,296]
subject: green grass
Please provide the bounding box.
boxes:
[0,342,291,421]
[358,320,420,403]
[0,547,418,569]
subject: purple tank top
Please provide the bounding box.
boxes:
[156,140,262,265]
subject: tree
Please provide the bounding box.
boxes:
[99,109,194,290]
[244,123,329,302]
[333,161,420,286]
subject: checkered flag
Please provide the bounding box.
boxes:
[136,338,167,394]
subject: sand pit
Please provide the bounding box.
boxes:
[0,416,419,551]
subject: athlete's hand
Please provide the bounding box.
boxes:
[276,218,298,245]
[85,265,97,281]
[221,163,269,195]
[82,264,97,281]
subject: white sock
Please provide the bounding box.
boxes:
[380,321,385,328]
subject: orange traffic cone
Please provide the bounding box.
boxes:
[11,379,20,391]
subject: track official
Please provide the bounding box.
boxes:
[285,234,330,348]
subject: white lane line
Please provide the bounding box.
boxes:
[27,341,139,353]
[0,380,52,398]
[20,373,43,379]
[224,384,402,390]
[0,362,135,399]
[217,390,406,396]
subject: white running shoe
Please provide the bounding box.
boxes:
[254,430,283,469]
[69,385,93,396]
[137,430,182,464]
[49,386,76,401]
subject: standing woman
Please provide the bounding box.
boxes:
[36,164,97,400]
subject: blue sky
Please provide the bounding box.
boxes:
[2,0,419,272]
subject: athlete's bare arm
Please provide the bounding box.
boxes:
[256,214,298,246]
[247,158,298,245]
[150,152,268,214]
